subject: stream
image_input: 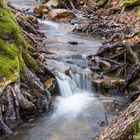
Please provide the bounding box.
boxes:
[2,1,129,140]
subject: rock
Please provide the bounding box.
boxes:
[100,60,112,71]
[33,4,50,18]
[68,41,78,45]
[115,47,124,53]
[90,56,111,71]
[26,16,38,24]
[45,0,59,9]
[79,1,85,5]
[92,76,125,88]
[42,9,49,15]
[37,53,45,62]
[44,9,76,22]
[44,77,55,90]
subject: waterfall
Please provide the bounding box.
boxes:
[56,71,92,98]
[53,71,94,118]
[56,72,77,97]
[69,71,92,92]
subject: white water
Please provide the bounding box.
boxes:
[3,1,128,140]
[56,72,77,97]
[54,71,94,118]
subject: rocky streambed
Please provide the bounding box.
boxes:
[1,0,140,140]
[1,13,128,140]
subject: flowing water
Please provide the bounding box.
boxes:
[3,1,128,140]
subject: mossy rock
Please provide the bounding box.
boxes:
[0,4,21,79]
[0,1,43,91]
[0,40,19,83]
[22,51,44,74]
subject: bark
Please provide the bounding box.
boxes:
[94,96,140,140]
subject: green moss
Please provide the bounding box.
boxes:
[137,13,140,17]
[138,32,140,37]
[0,39,19,59]
[123,0,140,8]
[96,0,109,7]
[136,6,140,17]
[22,51,44,74]
[0,5,21,82]
[0,6,20,38]
[134,119,140,140]
[0,2,42,85]
[0,42,20,81]
[0,0,47,94]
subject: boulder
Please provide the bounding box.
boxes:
[44,9,76,22]
[44,77,55,90]
[92,76,125,88]
[33,4,50,18]
[46,0,59,9]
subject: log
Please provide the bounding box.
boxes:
[94,96,140,140]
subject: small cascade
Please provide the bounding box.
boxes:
[56,71,93,98]
[69,71,92,92]
[56,72,78,97]
[54,71,94,118]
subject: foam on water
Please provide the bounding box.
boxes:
[53,93,94,118]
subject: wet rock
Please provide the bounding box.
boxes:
[92,76,125,88]
[68,41,78,45]
[44,9,76,22]
[45,0,59,9]
[90,56,111,71]
[44,77,55,90]
[33,4,50,18]
[26,16,38,24]
[37,53,45,62]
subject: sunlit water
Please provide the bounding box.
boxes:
[4,1,128,140]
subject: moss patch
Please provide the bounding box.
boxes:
[0,40,19,81]
[0,1,42,86]
[0,6,19,38]
[123,0,140,8]
[134,119,140,140]
[22,50,44,74]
